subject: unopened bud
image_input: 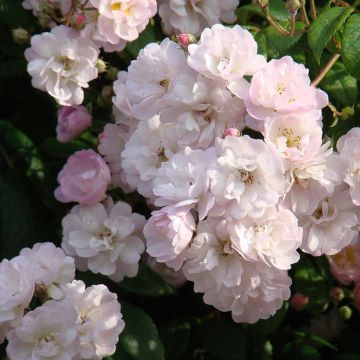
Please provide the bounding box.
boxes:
[72,12,87,30]
[286,0,302,13]
[101,85,113,98]
[12,27,30,45]
[330,287,345,303]
[96,59,107,74]
[224,128,240,137]
[339,305,352,320]
[175,33,197,48]
[107,66,119,81]
[341,106,355,120]
[290,293,309,311]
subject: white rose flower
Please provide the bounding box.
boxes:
[153,146,217,220]
[121,115,179,198]
[188,24,266,95]
[337,127,360,206]
[62,198,145,282]
[112,38,189,120]
[25,25,99,106]
[158,0,239,36]
[283,146,346,216]
[300,186,360,256]
[183,218,292,324]
[20,242,75,300]
[162,73,245,149]
[209,135,286,219]
[0,256,34,330]
[6,299,79,360]
[63,280,125,360]
[229,207,302,270]
[264,114,323,168]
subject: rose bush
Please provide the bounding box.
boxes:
[1,0,360,359]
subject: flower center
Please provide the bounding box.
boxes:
[238,169,255,184]
[218,239,233,257]
[278,127,301,148]
[57,56,75,71]
[275,83,286,95]
[155,147,168,168]
[111,2,132,15]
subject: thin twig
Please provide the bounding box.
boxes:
[264,7,290,36]
[300,5,311,27]
[311,53,341,87]
[310,0,317,19]
[289,12,296,36]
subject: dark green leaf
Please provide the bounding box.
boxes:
[342,14,360,79]
[264,22,305,58]
[120,302,165,360]
[254,31,269,59]
[0,119,45,182]
[119,264,176,297]
[269,0,289,21]
[159,322,190,360]
[0,0,34,28]
[40,138,89,159]
[306,51,357,106]
[308,6,354,63]
[197,318,246,359]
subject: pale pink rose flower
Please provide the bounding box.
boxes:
[92,0,156,44]
[244,56,328,128]
[209,135,286,219]
[183,218,292,324]
[300,186,360,256]
[63,280,125,360]
[337,127,360,206]
[0,256,34,330]
[25,25,99,106]
[56,105,92,143]
[6,300,79,360]
[229,207,302,270]
[188,24,266,93]
[158,0,239,36]
[55,149,111,204]
[290,293,309,311]
[20,242,75,300]
[144,203,196,271]
[327,237,360,285]
[62,198,145,281]
[263,114,323,168]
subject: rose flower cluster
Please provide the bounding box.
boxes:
[43,23,360,325]
[0,242,124,360]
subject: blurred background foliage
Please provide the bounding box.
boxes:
[1,0,360,359]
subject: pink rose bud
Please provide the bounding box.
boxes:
[354,283,360,311]
[55,149,111,204]
[224,128,240,137]
[290,293,309,311]
[76,13,86,25]
[176,33,196,48]
[56,106,92,143]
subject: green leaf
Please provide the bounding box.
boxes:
[0,169,40,259]
[264,22,305,58]
[308,6,354,63]
[269,0,289,21]
[159,322,190,360]
[342,14,360,79]
[119,264,176,297]
[324,60,359,105]
[0,0,34,28]
[248,302,288,338]
[197,318,246,359]
[0,119,45,182]
[254,31,269,59]
[120,302,165,360]
[40,138,89,159]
